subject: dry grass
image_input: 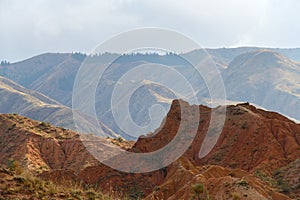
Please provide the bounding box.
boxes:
[0,162,130,200]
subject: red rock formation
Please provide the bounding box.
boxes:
[1,99,300,199]
[134,100,300,175]
[145,157,291,200]
[0,114,99,173]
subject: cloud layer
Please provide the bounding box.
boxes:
[1,0,300,62]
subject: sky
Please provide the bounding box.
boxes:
[1,0,300,62]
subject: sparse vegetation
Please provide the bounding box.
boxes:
[231,108,245,115]
[213,153,224,162]
[254,170,276,187]
[7,123,16,130]
[191,183,210,200]
[126,186,144,199]
[6,159,23,175]
[273,168,293,195]
[116,136,124,142]
[237,179,249,187]
[153,185,160,192]
[39,121,51,128]
[229,162,238,168]
[241,121,248,129]
[276,177,291,194]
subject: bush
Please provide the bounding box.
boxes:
[241,122,248,129]
[191,183,210,200]
[127,186,144,200]
[116,136,124,142]
[237,180,249,187]
[231,192,240,200]
[276,178,291,194]
[6,160,23,175]
[39,122,51,128]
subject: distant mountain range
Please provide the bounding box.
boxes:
[1,47,300,138]
[223,50,300,120]
[185,47,300,68]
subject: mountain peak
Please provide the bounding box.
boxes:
[228,50,298,71]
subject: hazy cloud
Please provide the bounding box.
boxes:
[0,0,299,62]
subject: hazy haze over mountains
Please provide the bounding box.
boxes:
[1,47,300,138]
[0,75,118,138]
[223,50,300,120]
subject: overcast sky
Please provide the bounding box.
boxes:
[1,0,300,62]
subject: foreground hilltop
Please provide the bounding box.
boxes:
[133,100,300,199]
[0,100,299,199]
[135,100,300,175]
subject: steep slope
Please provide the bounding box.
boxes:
[145,158,290,200]
[0,167,110,200]
[0,76,118,138]
[0,53,86,106]
[134,100,300,175]
[0,76,60,105]
[223,50,300,120]
[0,114,100,173]
[273,159,300,199]
[0,114,161,198]
[131,100,300,198]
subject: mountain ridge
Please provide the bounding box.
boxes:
[0,75,119,138]
[1,47,300,139]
